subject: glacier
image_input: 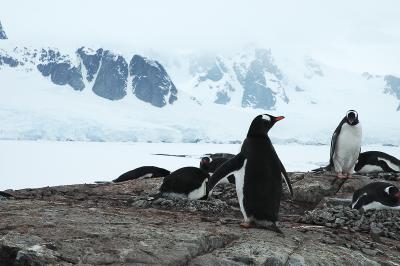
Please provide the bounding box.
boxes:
[0,40,399,145]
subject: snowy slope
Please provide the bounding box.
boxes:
[0,40,399,145]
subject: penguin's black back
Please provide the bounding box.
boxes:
[242,137,283,222]
[209,153,235,160]
[200,157,236,184]
[113,166,170,183]
[355,151,400,172]
[352,181,399,209]
[208,157,229,172]
[160,167,209,195]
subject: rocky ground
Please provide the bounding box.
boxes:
[1,172,400,265]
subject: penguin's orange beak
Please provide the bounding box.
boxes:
[274,116,285,122]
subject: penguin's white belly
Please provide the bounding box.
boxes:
[362,201,400,211]
[357,165,383,174]
[334,123,362,173]
[218,177,230,184]
[188,179,207,200]
[234,159,248,220]
[137,173,153,179]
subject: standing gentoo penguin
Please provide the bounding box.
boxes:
[351,182,400,211]
[159,167,209,200]
[200,157,235,184]
[113,166,170,183]
[355,151,400,174]
[329,110,362,178]
[207,114,293,233]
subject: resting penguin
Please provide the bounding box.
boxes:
[199,157,235,184]
[351,182,400,211]
[207,114,293,233]
[113,166,170,183]
[355,151,400,174]
[159,167,209,200]
[0,191,13,198]
[329,110,362,178]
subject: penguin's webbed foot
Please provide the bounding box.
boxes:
[337,173,346,179]
[240,222,252,229]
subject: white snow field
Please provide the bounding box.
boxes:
[0,43,399,146]
[0,140,399,191]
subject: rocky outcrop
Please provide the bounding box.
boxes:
[241,58,276,109]
[76,47,103,82]
[237,49,285,109]
[92,50,128,100]
[1,45,179,106]
[0,21,6,39]
[198,58,227,82]
[1,172,400,265]
[384,75,400,111]
[0,50,20,67]
[37,49,85,91]
[130,55,178,107]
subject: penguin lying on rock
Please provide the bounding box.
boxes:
[355,151,400,174]
[113,166,170,183]
[0,191,13,199]
[199,157,235,184]
[157,167,209,200]
[207,114,293,233]
[351,182,400,211]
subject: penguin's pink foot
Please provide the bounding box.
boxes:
[240,222,252,228]
[346,173,352,179]
[337,173,346,179]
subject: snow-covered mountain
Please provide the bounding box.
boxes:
[0,21,6,39]
[1,28,399,145]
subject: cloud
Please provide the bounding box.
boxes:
[1,0,399,74]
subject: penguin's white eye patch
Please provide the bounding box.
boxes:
[262,115,271,122]
[384,186,395,195]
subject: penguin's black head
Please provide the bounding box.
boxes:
[384,185,400,202]
[247,114,285,137]
[200,157,211,171]
[345,110,359,125]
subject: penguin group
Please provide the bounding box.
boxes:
[107,110,399,233]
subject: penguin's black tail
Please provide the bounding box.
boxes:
[0,191,14,198]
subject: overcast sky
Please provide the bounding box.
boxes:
[1,0,399,75]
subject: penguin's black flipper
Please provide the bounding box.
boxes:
[207,153,245,193]
[276,160,293,197]
[351,193,373,210]
[329,117,346,169]
[270,146,293,197]
[0,191,14,198]
[281,170,293,198]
